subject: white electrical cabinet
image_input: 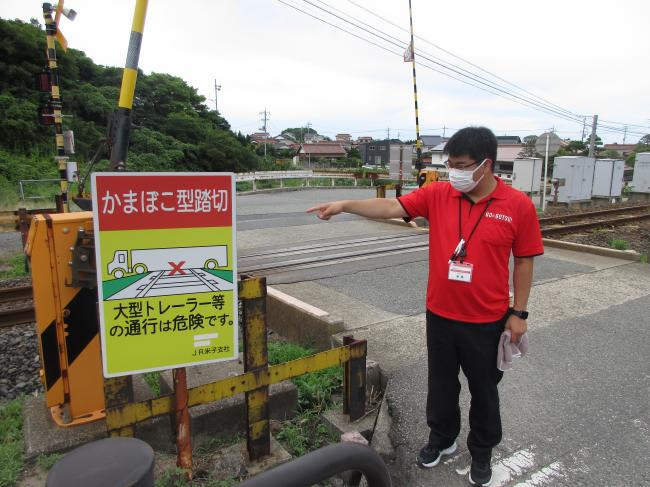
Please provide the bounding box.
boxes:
[631,152,650,193]
[551,156,595,203]
[512,158,542,193]
[592,159,624,197]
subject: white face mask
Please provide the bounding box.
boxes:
[449,159,486,193]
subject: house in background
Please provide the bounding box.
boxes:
[493,144,524,178]
[603,143,637,158]
[420,135,446,152]
[335,133,352,151]
[359,139,411,166]
[496,135,522,145]
[298,142,347,165]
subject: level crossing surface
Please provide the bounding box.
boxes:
[236,188,650,486]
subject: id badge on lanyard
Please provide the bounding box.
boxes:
[448,260,473,282]
[448,237,473,282]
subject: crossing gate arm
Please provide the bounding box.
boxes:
[105,342,366,433]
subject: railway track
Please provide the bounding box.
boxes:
[539,204,649,225]
[540,205,650,236]
[2,206,649,328]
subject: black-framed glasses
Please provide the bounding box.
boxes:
[444,158,486,171]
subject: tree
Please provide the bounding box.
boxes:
[518,135,537,157]
[282,127,317,143]
[0,18,262,182]
[639,134,650,145]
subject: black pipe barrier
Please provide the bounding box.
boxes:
[236,442,392,487]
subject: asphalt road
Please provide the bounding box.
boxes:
[236,188,650,487]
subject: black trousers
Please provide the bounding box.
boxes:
[425,310,506,463]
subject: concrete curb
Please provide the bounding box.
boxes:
[542,238,642,261]
[267,286,344,351]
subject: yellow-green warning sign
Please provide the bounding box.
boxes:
[92,173,238,377]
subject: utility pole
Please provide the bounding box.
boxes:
[259,108,270,160]
[443,126,447,138]
[581,117,587,142]
[387,127,390,140]
[623,125,628,144]
[588,115,598,158]
[213,79,221,112]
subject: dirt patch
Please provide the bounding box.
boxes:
[552,221,650,256]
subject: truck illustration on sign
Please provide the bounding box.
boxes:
[107,245,228,278]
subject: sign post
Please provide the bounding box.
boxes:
[92,173,238,377]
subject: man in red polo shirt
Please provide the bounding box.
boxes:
[307,127,543,486]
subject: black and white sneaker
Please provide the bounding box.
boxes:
[468,459,493,486]
[416,441,457,468]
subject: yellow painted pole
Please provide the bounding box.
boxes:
[408,0,424,184]
[110,0,149,171]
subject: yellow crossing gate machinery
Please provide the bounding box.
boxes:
[417,168,440,187]
[26,212,105,426]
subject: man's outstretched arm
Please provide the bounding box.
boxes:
[306,198,408,221]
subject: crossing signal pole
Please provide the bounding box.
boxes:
[407,0,423,187]
[40,3,72,211]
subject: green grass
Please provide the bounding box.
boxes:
[144,372,162,397]
[640,255,648,264]
[0,398,24,487]
[268,342,342,412]
[0,253,29,280]
[269,342,342,457]
[276,410,337,457]
[36,453,62,471]
[609,239,630,251]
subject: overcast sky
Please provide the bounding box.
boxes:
[3,0,649,144]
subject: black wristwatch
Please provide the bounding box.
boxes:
[509,308,529,320]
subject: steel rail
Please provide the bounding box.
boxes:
[0,306,35,328]
[240,233,427,260]
[0,285,33,304]
[539,205,649,225]
[239,240,429,274]
[541,213,650,236]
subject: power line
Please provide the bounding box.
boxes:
[344,0,580,119]
[285,0,588,125]
[283,0,646,138]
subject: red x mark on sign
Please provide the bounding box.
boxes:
[168,261,187,275]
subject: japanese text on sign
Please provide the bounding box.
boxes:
[101,188,229,215]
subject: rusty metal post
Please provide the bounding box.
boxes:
[104,376,134,437]
[241,276,270,460]
[173,367,192,480]
[347,338,367,422]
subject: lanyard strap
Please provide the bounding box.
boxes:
[452,197,493,261]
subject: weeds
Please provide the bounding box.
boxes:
[609,239,630,251]
[144,372,162,397]
[37,453,62,471]
[0,398,24,487]
[0,253,28,279]
[276,411,337,457]
[640,255,648,264]
[269,342,343,457]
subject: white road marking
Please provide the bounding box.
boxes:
[512,462,565,486]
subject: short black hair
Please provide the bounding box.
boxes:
[444,126,497,168]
